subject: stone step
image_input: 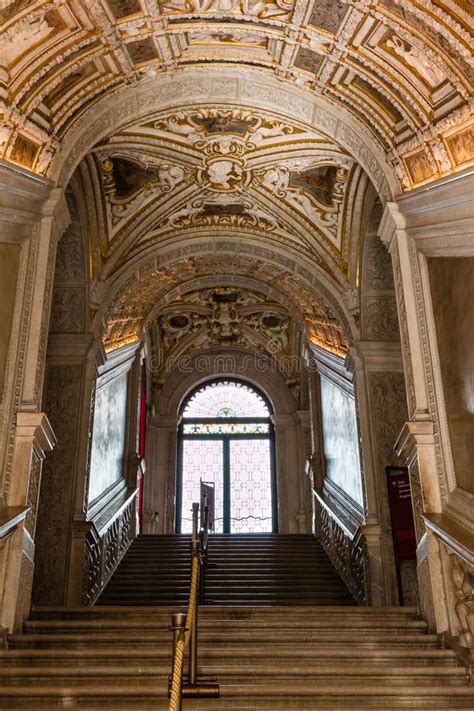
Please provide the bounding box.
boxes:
[0,653,466,676]
[0,680,473,699]
[9,632,442,650]
[96,599,357,607]
[30,605,421,618]
[0,647,457,666]
[2,701,471,710]
[98,582,352,592]
[23,615,428,632]
[104,570,347,579]
[0,670,468,689]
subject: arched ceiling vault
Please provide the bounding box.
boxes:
[2,0,472,360]
[97,243,353,357]
[0,0,472,191]
[74,106,374,284]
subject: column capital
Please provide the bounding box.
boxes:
[354,341,403,370]
[272,413,298,427]
[378,201,406,253]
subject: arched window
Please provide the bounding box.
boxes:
[177,379,277,534]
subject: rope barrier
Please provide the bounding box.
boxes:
[168,548,200,711]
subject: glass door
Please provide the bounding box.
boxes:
[176,379,277,534]
[229,438,273,533]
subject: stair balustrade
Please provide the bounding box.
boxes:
[313,484,370,604]
[81,488,137,605]
[423,513,474,665]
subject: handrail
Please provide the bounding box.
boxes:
[423,513,474,566]
[168,499,219,710]
[0,506,29,541]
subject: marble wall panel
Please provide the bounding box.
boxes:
[320,375,363,505]
[0,244,20,398]
[88,372,128,503]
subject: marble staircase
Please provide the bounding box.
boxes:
[98,533,355,606]
[0,606,473,709]
[1,534,472,709]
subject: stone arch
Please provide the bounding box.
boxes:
[97,235,357,357]
[51,67,396,200]
[144,348,311,535]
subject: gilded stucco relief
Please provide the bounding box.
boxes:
[147,285,303,389]
[0,0,471,189]
[101,252,349,356]
[90,107,355,272]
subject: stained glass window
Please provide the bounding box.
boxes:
[182,422,270,436]
[182,380,270,418]
[178,379,276,534]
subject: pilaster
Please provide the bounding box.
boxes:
[0,161,68,630]
[144,415,180,534]
[1,414,55,631]
[350,341,406,605]
[380,169,474,634]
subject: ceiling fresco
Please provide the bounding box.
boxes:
[0,0,472,188]
[77,106,365,285]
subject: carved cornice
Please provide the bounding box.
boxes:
[0,160,52,224]
[15,412,56,460]
[394,418,440,501]
[380,171,474,253]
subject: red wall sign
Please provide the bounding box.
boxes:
[386,467,417,560]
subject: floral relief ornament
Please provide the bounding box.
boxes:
[160,0,295,19]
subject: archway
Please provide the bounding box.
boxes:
[176,378,277,534]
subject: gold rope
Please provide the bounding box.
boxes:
[168,553,200,711]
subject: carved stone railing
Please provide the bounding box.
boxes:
[424,513,473,659]
[81,488,137,605]
[313,487,370,604]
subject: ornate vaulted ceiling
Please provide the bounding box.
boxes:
[146,284,306,394]
[2,0,472,358]
[1,0,472,188]
[80,108,366,281]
